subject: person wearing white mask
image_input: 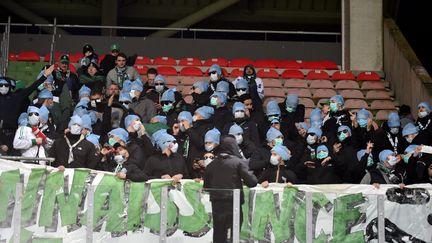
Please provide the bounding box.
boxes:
[13,106,47,162]
[128,80,155,123]
[144,131,189,180]
[402,123,432,146]
[228,124,256,161]
[415,101,432,135]
[234,78,249,99]
[115,145,150,182]
[204,128,221,153]
[259,144,296,188]
[223,102,260,147]
[49,115,99,170]
[78,85,91,102]
[209,92,231,132]
[361,149,405,189]
[206,64,236,98]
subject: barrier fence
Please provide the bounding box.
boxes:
[1,158,432,243]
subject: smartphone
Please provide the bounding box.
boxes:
[421,145,432,154]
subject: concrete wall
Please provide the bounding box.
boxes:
[349,0,383,71]
[9,33,341,63]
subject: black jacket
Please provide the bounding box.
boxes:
[206,78,236,98]
[416,114,432,137]
[322,110,352,144]
[49,134,99,169]
[332,137,366,183]
[212,106,232,132]
[126,133,155,170]
[144,152,189,179]
[222,118,261,147]
[52,69,80,100]
[258,164,297,184]
[204,136,257,204]
[372,123,408,162]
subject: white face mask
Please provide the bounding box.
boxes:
[210,73,218,82]
[306,135,316,145]
[81,97,90,102]
[123,104,130,109]
[205,144,215,152]
[0,86,9,95]
[192,115,198,122]
[204,158,213,167]
[234,111,245,119]
[180,124,186,132]
[270,155,280,165]
[237,90,246,97]
[406,136,414,143]
[387,156,398,166]
[28,115,40,126]
[114,154,125,164]
[129,90,136,99]
[132,121,141,131]
[234,135,243,145]
[170,142,179,153]
[390,127,399,135]
[70,124,82,135]
[418,111,428,118]
[155,84,164,92]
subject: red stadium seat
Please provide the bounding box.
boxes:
[230,68,244,77]
[322,60,339,70]
[257,69,279,78]
[284,79,308,88]
[180,67,203,76]
[312,89,337,99]
[179,57,202,66]
[339,90,364,99]
[303,61,327,70]
[344,99,368,109]
[309,80,334,89]
[98,54,106,63]
[281,70,304,79]
[263,79,282,88]
[157,66,178,76]
[365,90,391,100]
[203,58,229,67]
[69,64,77,74]
[254,60,278,68]
[135,56,152,65]
[371,100,396,110]
[153,56,177,66]
[299,98,315,108]
[180,76,199,86]
[357,71,381,81]
[44,52,63,62]
[17,51,40,61]
[277,60,303,69]
[361,81,385,90]
[165,77,180,86]
[229,58,254,67]
[264,88,285,98]
[335,80,360,90]
[134,65,148,75]
[69,53,82,63]
[8,53,17,61]
[375,110,396,121]
[331,70,356,80]
[306,70,330,80]
[287,88,312,98]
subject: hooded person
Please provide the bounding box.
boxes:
[322,95,351,144]
[144,131,189,179]
[203,135,257,243]
[204,128,221,153]
[372,112,408,162]
[79,61,105,92]
[234,78,249,98]
[415,101,432,136]
[159,89,179,127]
[78,85,92,102]
[190,81,210,110]
[49,115,99,169]
[310,108,323,128]
[280,94,305,141]
[128,80,156,123]
[79,44,99,70]
[37,105,57,141]
[259,99,282,140]
[403,144,432,184]
[352,109,375,149]
[147,75,183,110]
[361,149,405,186]
[13,106,48,161]
[206,64,236,98]
[302,144,343,184]
[258,144,296,186]
[216,80,230,98]
[223,101,260,147]
[402,123,431,146]
[210,92,232,132]
[1,66,55,155]
[233,64,264,100]
[295,126,324,182]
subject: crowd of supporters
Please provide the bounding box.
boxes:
[1,43,432,189]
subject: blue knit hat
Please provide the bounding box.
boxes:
[235,78,249,90]
[229,124,243,135]
[232,102,245,115]
[266,100,281,116]
[161,89,175,102]
[193,81,209,92]
[379,150,394,163]
[387,112,400,128]
[178,111,193,123]
[119,92,132,102]
[310,108,322,122]
[317,145,329,153]
[271,145,290,161]
[205,128,221,144]
[38,89,53,99]
[266,127,283,143]
[86,134,100,146]
[330,95,344,105]
[81,114,93,132]
[298,122,309,131]
[108,128,129,143]
[211,92,227,105]
[285,94,299,108]
[307,126,322,138]
[68,115,83,128]
[338,125,351,136]
[79,85,91,97]
[154,75,166,84]
[195,106,214,119]
[0,78,9,85]
[357,109,370,120]
[153,115,167,125]
[357,149,367,161]
[405,145,418,154]
[131,80,143,92]
[402,123,419,137]
[124,114,140,128]
[39,105,49,124]
[156,132,176,151]
[418,101,431,113]
[18,112,28,126]
[27,106,40,115]
[216,81,230,94]
[208,64,222,75]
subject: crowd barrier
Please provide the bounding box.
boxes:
[0,158,431,243]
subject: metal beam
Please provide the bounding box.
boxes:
[101,0,118,36]
[0,0,68,35]
[151,0,241,38]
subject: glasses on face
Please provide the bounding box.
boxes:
[235,110,245,113]
[236,88,247,92]
[161,101,172,106]
[28,112,39,116]
[0,84,9,88]
[121,101,131,105]
[271,121,280,125]
[208,71,217,75]
[337,129,349,135]
[155,83,164,86]
[307,133,316,136]
[204,155,214,160]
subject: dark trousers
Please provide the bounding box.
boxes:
[211,200,243,243]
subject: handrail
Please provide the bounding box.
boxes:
[35,24,188,31]
[189,28,341,36]
[0,156,55,163]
